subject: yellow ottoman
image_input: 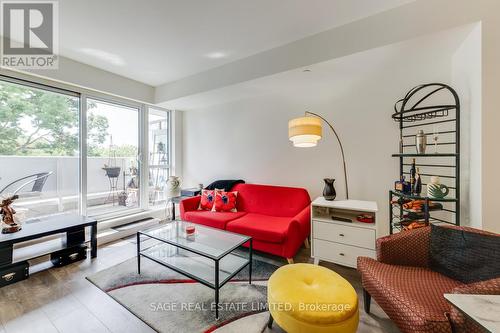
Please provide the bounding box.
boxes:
[267,263,359,333]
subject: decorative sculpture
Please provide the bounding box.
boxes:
[166,176,181,198]
[0,194,22,234]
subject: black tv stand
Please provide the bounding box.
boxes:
[0,213,97,286]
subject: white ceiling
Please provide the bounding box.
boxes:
[158,25,474,110]
[59,0,415,86]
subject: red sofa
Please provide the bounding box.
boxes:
[179,183,311,262]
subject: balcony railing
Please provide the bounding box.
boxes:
[0,155,167,220]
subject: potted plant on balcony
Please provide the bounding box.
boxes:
[102,165,121,178]
[102,135,121,178]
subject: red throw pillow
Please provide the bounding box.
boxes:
[213,191,238,212]
[199,189,215,211]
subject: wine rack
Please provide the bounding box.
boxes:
[389,83,460,234]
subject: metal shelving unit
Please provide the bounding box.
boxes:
[389,83,460,234]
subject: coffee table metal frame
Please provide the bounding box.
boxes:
[137,224,252,319]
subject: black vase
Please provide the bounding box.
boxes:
[323,178,336,201]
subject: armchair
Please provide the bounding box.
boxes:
[357,226,499,333]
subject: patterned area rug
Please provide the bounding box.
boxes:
[87,252,280,333]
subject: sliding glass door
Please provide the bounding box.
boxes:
[1,75,172,221]
[0,77,80,220]
[85,98,141,217]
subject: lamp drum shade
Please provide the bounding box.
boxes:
[288,116,322,147]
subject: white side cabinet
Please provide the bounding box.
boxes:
[311,198,378,268]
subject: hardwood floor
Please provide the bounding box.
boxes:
[0,239,153,333]
[0,236,397,333]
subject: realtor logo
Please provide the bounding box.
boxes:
[1,0,58,69]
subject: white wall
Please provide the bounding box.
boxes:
[452,24,482,228]
[181,34,455,236]
[480,16,500,233]
[161,0,500,234]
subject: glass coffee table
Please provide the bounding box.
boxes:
[137,221,252,319]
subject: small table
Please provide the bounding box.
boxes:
[444,294,500,333]
[168,195,190,220]
[137,221,252,319]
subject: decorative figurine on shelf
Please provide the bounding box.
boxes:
[323,178,336,201]
[427,176,449,199]
[1,195,22,234]
[416,130,427,154]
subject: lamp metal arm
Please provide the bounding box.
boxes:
[305,111,349,199]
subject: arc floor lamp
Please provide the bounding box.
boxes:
[288,111,349,199]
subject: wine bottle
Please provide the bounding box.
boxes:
[410,158,416,195]
[414,167,422,195]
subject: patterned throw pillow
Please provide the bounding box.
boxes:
[213,191,238,212]
[199,189,215,211]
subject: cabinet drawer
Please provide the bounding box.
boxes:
[313,221,375,249]
[313,239,376,268]
[0,261,29,287]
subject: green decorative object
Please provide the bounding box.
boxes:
[427,176,449,198]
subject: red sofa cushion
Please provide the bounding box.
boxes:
[358,256,463,332]
[226,213,294,243]
[183,211,247,229]
[232,183,310,217]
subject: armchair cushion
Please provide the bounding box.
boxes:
[358,256,463,333]
[429,224,500,283]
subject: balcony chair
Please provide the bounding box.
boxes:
[0,172,53,198]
